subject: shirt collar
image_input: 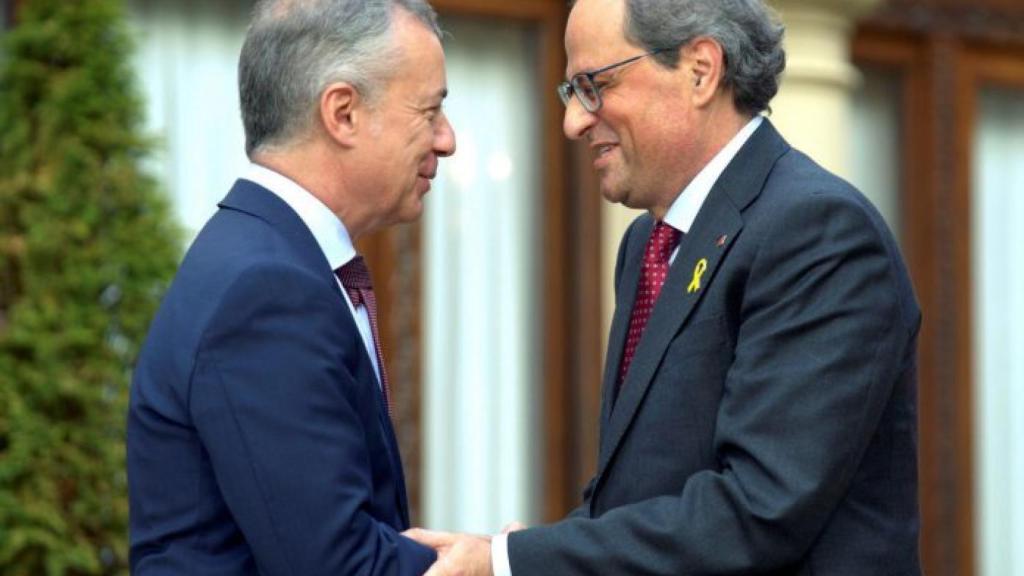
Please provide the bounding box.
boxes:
[663,115,763,233]
[241,162,356,270]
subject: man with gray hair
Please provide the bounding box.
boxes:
[407,0,921,574]
[127,0,454,574]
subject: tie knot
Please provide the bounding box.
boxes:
[645,221,681,263]
[336,255,373,291]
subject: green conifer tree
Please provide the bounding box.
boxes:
[0,0,180,573]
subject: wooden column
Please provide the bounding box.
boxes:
[855,2,1024,574]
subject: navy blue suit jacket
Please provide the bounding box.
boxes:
[508,120,922,574]
[128,180,434,575]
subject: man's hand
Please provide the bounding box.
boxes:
[404,528,494,576]
[500,521,526,534]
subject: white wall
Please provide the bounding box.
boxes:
[973,86,1024,576]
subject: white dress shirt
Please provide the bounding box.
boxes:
[241,162,383,385]
[491,115,763,576]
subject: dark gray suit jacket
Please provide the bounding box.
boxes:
[508,120,922,575]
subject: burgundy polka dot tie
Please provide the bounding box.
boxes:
[336,256,391,417]
[618,221,682,390]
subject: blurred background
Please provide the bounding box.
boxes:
[1,0,1022,575]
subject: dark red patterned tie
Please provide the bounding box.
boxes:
[618,221,682,389]
[336,256,391,416]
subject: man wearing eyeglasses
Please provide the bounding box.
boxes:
[407,0,922,574]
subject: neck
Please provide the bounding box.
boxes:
[649,103,754,221]
[695,100,755,175]
[251,143,369,240]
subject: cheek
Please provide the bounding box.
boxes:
[418,123,439,153]
[635,106,680,152]
[367,115,386,139]
[406,117,432,143]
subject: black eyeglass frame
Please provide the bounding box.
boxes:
[557,48,672,113]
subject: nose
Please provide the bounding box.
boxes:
[562,97,596,140]
[434,111,456,157]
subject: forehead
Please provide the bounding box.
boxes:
[565,0,632,75]
[390,10,447,90]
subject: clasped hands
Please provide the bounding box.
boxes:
[404,522,526,576]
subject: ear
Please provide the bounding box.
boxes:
[685,37,725,107]
[319,82,361,148]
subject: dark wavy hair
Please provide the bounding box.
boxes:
[623,0,786,115]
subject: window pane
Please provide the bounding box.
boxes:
[850,67,903,241]
[973,85,1024,576]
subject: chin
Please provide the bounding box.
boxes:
[599,182,630,206]
[400,201,425,223]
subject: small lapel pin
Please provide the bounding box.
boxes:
[687,258,708,294]
[716,234,728,247]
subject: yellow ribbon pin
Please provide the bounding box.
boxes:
[687,258,708,294]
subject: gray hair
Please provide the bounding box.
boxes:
[239,0,442,156]
[623,0,785,115]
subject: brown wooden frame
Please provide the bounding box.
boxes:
[852,29,963,576]
[5,0,19,26]
[855,7,1024,575]
[952,39,1024,575]
[360,0,604,525]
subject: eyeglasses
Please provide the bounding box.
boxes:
[557,48,670,113]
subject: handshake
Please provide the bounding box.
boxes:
[403,521,527,576]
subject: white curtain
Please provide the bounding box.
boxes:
[126,0,252,240]
[423,17,540,533]
[850,68,902,239]
[973,86,1024,576]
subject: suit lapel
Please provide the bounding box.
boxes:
[349,345,411,526]
[378,402,411,527]
[593,119,790,485]
[596,197,743,478]
[599,218,653,430]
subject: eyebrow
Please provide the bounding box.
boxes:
[421,89,448,112]
[564,63,597,82]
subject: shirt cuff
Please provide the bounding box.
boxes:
[491,533,512,576]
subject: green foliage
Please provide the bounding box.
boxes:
[0,0,180,573]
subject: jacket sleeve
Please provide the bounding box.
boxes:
[189,262,434,576]
[508,189,920,574]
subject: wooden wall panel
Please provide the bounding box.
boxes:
[870,0,1024,46]
[853,31,968,576]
